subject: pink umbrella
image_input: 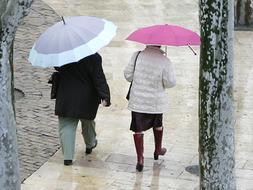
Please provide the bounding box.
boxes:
[126,24,201,54]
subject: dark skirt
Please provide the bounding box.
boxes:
[130,111,163,132]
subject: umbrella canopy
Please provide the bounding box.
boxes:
[126,24,200,46]
[29,16,117,68]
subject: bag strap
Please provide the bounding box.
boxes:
[132,51,141,75]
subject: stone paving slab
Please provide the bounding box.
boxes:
[14,0,61,182]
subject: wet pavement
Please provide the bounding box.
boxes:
[14,0,253,189]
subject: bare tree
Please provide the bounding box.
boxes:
[235,0,253,27]
[199,0,236,189]
[0,0,33,189]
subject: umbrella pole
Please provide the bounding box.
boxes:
[188,45,197,55]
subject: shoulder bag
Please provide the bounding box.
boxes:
[48,72,60,99]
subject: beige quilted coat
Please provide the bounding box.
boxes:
[124,46,176,113]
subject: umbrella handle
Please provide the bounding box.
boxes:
[187,45,197,55]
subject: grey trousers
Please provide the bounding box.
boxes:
[58,116,96,160]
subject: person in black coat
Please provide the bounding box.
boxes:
[54,53,110,165]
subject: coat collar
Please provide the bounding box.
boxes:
[145,45,165,55]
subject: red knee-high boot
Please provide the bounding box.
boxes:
[133,133,144,172]
[153,128,167,160]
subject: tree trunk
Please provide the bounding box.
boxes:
[199,0,236,189]
[0,1,33,190]
[10,42,15,116]
[235,0,253,27]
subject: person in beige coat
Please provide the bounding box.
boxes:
[124,45,176,172]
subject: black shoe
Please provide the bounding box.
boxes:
[64,160,73,166]
[136,163,143,172]
[85,139,97,154]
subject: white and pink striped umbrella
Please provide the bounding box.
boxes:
[29,16,117,68]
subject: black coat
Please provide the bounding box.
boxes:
[55,53,110,120]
